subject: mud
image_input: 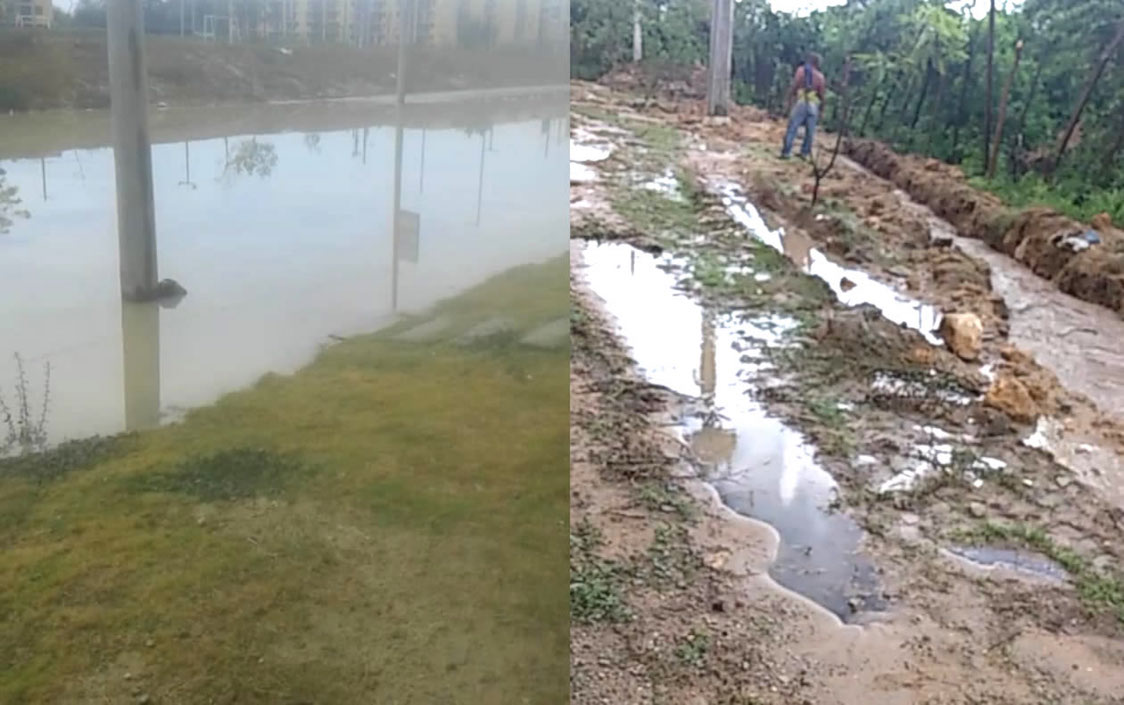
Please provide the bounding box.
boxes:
[845,138,1124,317]
[570,83,1124,704]
[580,240,883,620]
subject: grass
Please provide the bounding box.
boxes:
[0,256,569,704]
[637,482,696,521]
[961,521,1124,622]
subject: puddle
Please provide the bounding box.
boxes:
[579,240,883,621]
[944,545,1069,584]
[0,103,568,442]
[569,133,613,184]
[640,168,684,201]
[715,182,943,345]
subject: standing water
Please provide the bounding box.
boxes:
[578,241,883,620]
[0,102,568,442]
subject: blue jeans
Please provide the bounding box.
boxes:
[782,101,819,157]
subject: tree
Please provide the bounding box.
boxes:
[988,38,1023,178]
[984,0,995,169]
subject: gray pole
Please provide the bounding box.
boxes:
[40,158,46,200]
[107,0,159,301]
[475,132,485,226]
[121,301,161,431]
[396,0,414,105]
[632,0,642,63]
[419,128,425,192]
[180,0,185,36]
[706,0,733,116]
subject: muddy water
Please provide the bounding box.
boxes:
[0,103,567,442]
[717,183,943,344]
[579,240,882,620]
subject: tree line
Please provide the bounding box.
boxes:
[571,0,1124,225]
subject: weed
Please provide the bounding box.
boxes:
[644,523,698,587]
[637,482,695,521]
[0,435,129,484]
[570,518,631,623]
[124,447,309,501]
[692,252,728,289]
[674,628,710,668]
[0,353,50,457]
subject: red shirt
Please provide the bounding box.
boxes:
[791,65,826,103]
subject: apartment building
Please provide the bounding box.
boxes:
[0,0,54,28]
[257,0,560,48]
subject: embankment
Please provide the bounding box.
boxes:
[845,138,1124,317]
[0,29,559,111]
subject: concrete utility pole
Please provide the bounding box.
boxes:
[705,0,733,116]
[396,0,415,105]
[107,0,159,301]
[632,0,642,63]
[180,0,185,36]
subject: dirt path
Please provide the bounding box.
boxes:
[570,81,1124,705]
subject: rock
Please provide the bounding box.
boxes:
[968,501,987,518]
[901,512,921,525]
[1091,212,1113,232]
[840,277,856,292]
[1055,475,1073,489]
[937,312,983,361]
[985,373,1038,423]
[929,228,954,248]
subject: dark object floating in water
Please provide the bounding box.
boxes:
[125,279,187,307]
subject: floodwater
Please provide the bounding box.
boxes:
[578,240,882,620]
[0,101,568,442]
[944,545,1069,584]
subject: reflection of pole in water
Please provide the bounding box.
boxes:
[391,121,404,312]
[178,141,196,189]
[224,136,229,161]
[352,129,359,157]
[107,0,159,300]
[418,128,426,193]
[362,127,368,164]
[121,301,160,431]
[40,157,46,200]
[488,126,495,151]
[475,132,485,226]
[700,310,716,399]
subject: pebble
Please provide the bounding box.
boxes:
[1055,475,1073,489]
[968,502,987,518]
[901,512,921,526]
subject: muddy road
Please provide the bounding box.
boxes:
[570,81,1124,705]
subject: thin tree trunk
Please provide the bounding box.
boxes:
[874,74,899,132]
[859,80,881,135]
[1051,19,1124,178]
[910,60,934,131]
[1007,59,1042,178]
[1101,109,1124,180]
[951,23,978,160]
[984,0,995,170]
[988,39,1023,179]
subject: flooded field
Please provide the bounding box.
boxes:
[0,100,568,441]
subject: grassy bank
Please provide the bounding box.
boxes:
[0,29,560,111]
[0,256,569,703]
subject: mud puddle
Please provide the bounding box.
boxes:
[944,545,1069,584]
[578,240,883,620]
[715,183,943,345]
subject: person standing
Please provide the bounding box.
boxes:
[780,53,826,160]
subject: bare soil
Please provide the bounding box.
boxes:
[570,81,1124,705]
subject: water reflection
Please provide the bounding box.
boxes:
[0,102,566,442]
[0,169,30,233]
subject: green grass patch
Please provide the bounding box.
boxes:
[123,447,309,502]
[0,256,569,704]
[0,435,131,484]
[637,482,695,521]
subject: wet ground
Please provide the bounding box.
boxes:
[569,81,1124,705]
[579,241,882,619]
[0,99,568,442]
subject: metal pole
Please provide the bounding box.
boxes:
[180,0,185,36]
[107,0,159,301]
[228,0,234,43]
[121,301,160,431]
[706,0,733,116]
[396,0,413,105]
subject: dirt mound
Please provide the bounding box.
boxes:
[598,63,708,101]
[844,139,1124,316]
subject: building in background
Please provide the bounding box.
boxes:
[0,0,54,28]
